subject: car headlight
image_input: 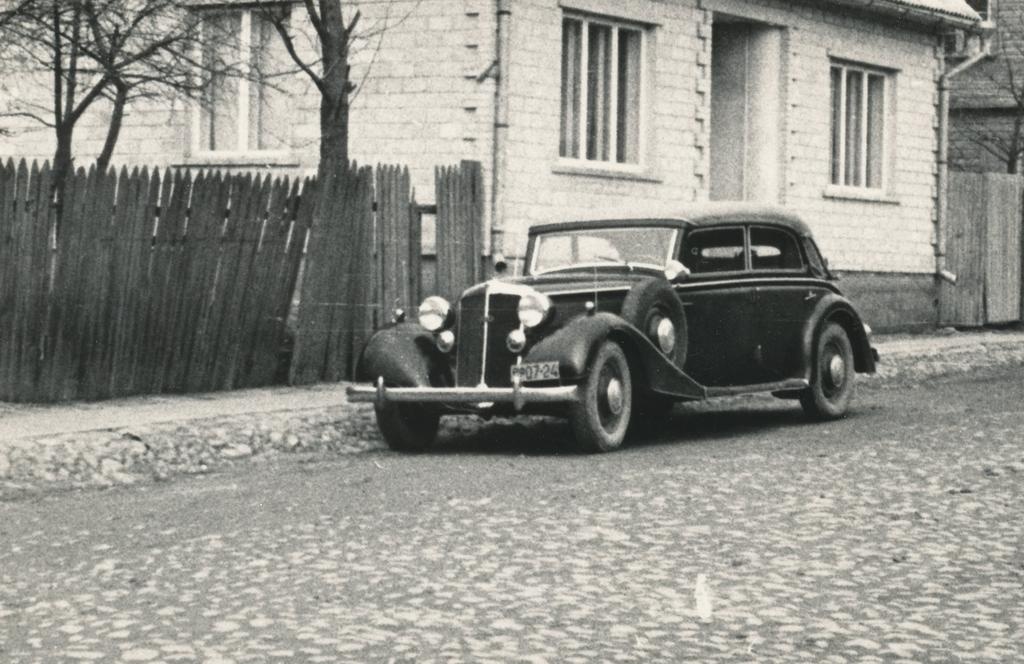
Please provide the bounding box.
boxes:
[517,290,552,329]
[436,329,456,353]
[418,296,453,332]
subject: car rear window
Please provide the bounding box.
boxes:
[750,226,804,271]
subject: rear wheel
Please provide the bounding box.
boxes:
[375,403,440,452]
[800,322,855,420]
[569,341,633,453]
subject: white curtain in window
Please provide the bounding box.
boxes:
[560,16,643,166]
[248,13,290,152]
[200,13,241,152]
[616,29,641,164]
[560,19,582,159]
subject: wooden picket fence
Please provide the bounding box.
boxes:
[290,164,376,384]
[0,157,484,402]
[435,160,484,301]
[0,159,312,402]
[290,160,484,383]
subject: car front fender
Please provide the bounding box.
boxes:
[355,322,448,388]
[525,312,706,400]
[800,294,878,378]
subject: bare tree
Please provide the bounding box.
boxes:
[0,0,239,191]
[951,12,1024,174]
[953,58,1024,173]
[254,0,421,179]
[253,0,359,179]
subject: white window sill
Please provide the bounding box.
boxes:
[179,151,299,169]
[552,160,662,183]
[823,185,900,205]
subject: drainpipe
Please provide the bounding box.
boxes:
[936,21,995,284]
[490,0,512,262]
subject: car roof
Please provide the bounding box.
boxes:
[529,203,813,237]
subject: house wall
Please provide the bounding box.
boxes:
[0,0,950,329]
[0,0,492,224]
[498,0,943,328]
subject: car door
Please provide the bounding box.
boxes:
[749,225,825,381]
[675,226,758,387]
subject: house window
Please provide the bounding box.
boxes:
[830,62,888,189]
[560,14,645,165]
[197,8,290,155]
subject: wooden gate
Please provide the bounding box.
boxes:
[940,172,1022,327]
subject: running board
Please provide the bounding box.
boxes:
[705,378,809,398]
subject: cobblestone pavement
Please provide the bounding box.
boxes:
[1,362,1022,663]
[2,329,1023,499]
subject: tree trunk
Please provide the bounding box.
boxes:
[52,122,75,216]
[318,90,349,180]
[96,85,128,174]
[315,0,353,181]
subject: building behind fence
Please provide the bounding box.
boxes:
[0,158,483,403]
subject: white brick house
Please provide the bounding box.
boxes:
[0,0,980,331]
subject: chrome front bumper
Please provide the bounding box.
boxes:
[346,377,579,412]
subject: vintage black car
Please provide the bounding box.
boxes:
[348,203,878,453]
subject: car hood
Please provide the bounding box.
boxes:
[462,269,657,299]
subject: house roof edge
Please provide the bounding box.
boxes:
[822,0,981,31]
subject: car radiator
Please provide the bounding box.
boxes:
[455,290,520,388]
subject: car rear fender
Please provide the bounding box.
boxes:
[355,322,448,387]
[800,294,877,377]
[525,312,706,400]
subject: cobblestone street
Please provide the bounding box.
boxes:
[1,354,1022,662]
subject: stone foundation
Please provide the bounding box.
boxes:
[834,271,938,333]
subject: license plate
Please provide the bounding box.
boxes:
[511,361,560,383]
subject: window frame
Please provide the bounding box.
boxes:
[558,11,650,172]
[829,60,891,192]
[680,226,750,277]
[191,7,291,160]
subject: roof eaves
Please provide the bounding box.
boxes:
[822,0,982,31]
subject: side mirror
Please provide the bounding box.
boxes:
[664,259,690,282]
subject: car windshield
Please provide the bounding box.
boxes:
[530,227,678,275]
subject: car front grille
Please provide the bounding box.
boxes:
[455,289,520,388]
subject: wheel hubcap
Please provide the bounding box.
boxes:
[605,377,624,415]
[655,317,676,355]
[828,354,846,386]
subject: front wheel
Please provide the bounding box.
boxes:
[569,341,633,453]
[375,403,440,452]
[800,322,855,420]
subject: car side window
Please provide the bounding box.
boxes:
[749,226,804,272]
[681,228,746,274]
